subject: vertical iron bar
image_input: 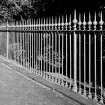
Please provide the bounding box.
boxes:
[65,15,68,87]
[29,20,32,71]
[22,22,24,66]
[58,16,61,85]
[100,33,103,103]
[93,12,97,100]
[62,15,64,86]
[7,21,9,59]
[84,33,86,95]
[79,33,81,94]
[14,22,16,61]
[24,21,26,67]
[55,16,57,82]
[52,16,54,82]
[43,18,46,78]
[27,20,30,69]
[94,34,97,100]
[46,18,48,78]
[39,18,41,75]
[88,12,92,98]
[78,14,82,94]
[69,14,72,88]
[19,21,21,65]
[89,33,92,98]
[99,11,103,104]
[41,18,43,76]
[17,21,19,64]
[70,33,72,88]
[73,10,77,92]
[20,22,22,66]
[48,17,50,80]
[34,19,36,74]
[31,19,34,72]
[83,13,86,96]
[48,17,51,80]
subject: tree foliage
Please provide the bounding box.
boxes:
[0,0,55,22]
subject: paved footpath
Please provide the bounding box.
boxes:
[0,62,81,105]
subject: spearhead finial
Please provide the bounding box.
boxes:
[61,15,64,30]
[45,18,48,27]
[40,18,42,30]
[43,17,46,30]
[83,13,86,30]
[69,14,71,30]
[78,14,82,30]
[49,17,51,27]
[66,14,68,23]
[73,10,77,24]
[99,11,104,30]
[69,14,71,24]
[88,12,92,26]
[65,14,68,30]
[93,12,97,30]
[55,16,57,29]
[73,9,77,30]
[51,16,54,29]
[38,18,40,29]
[58,15,61,30]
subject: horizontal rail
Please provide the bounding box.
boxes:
[0,29,105,32]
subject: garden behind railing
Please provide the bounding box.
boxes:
[0,10,105,105]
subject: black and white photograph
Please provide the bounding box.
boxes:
[0,0,105,105]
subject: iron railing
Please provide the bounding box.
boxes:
[0,10,105,104]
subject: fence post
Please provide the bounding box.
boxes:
[6,20,9,59]
[73,10,77,92]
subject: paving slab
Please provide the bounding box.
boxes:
[0,62,81,105]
